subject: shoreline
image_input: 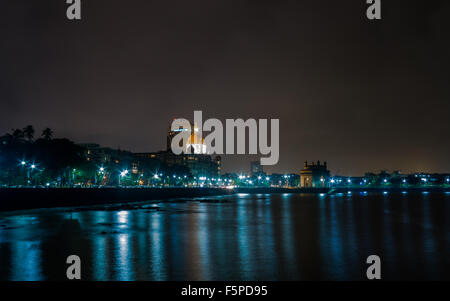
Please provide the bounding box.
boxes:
[0,187,449,212]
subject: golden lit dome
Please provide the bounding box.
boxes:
[188,132,205,144]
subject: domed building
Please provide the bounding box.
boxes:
[135,121,220,178]
[185,124,207,154]
[167,122,208,154]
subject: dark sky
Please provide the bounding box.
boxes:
[1,0,450,175]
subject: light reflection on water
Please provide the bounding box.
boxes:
[0,192,450,280]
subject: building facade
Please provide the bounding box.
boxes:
[250,161,264,177]
[134,151,220,178]
[300,160,330,188]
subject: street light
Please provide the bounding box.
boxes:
[26,163,38,186]
[118,170,128,186]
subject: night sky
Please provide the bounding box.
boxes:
[1,0,449,175]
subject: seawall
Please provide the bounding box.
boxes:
[0,187,233,212]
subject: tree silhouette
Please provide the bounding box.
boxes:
[23,125,35,142]
[11,128,24,140]
[42,128,53,140]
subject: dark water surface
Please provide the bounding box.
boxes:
[1,192,450,280]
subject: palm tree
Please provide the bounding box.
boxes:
[23,125,35,142]
[41,128,53,140]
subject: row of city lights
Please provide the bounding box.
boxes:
[13,160,450,186]
[329,177,450,184]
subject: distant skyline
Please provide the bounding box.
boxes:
[1,1,450,175]
[3,124,449,177]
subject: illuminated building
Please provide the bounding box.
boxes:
[167,122,207,154]
[300,160,330,188]
[134,121,220,178]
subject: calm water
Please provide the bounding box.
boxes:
[1,192,450,280]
